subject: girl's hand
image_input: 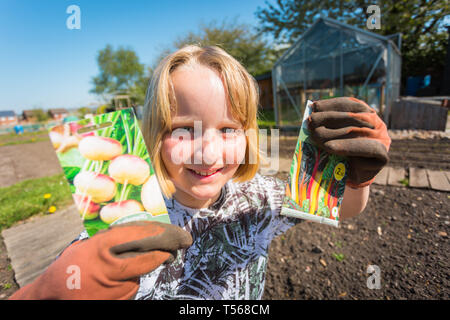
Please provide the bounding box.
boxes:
[308,97,391,189]
[9,221,192,300]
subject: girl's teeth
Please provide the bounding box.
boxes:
[193,169,219,176]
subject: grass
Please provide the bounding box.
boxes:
[257,109,276,128]
[332,253,345,262]
[0,130,49,147]
[0,136,50,147]
[399,178,409,187]
[0,174,73,231]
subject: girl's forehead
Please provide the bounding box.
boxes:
[170,64,239,124]
[171,63,223,94]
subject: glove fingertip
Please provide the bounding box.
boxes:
[178,230,193,249]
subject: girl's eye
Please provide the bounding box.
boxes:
[221,127,236,133]
[173,126,194,132]
[221,127,242,138]
[171,127,194,139]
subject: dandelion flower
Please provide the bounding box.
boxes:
[48,206,56,213]
[44,193,52,199]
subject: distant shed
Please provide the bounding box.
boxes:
[48,108,69,120]
[255,72,273,110]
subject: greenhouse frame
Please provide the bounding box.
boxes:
[272,17,401,127]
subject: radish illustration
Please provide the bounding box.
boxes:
[78,136,123,173]
[49,130,63,150]
[99,200,145,224]
[108,154,150,202]
[141,175,168,216]
[78,136,122,160]
[108,155,150,185]
[72,194,100,220]
[49,124,80,153]
[73,171,116,203]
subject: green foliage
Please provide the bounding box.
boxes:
[2,283,12,290]
[32,108,50,123]
[77,107,93,118]
[302,199,310,212]
[96,104,109,115]
[90,45,149,105]
[0,174,73,231]
[84,219,109,237]
[154,19,278,77]
[399,178,409,187]
[257,108,276,127]
[318,201,330,218]
[332,253,345,262]
[256,0,449,86]
[322,154,340,180]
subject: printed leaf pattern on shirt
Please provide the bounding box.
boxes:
[73,174,302,300]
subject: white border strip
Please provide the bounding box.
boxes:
[281,207,339,227]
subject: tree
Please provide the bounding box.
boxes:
[77,107,93,118]
[155,19,277,77]
[256,0,449,92]
[90,45,149,105]
[32,108,49,123]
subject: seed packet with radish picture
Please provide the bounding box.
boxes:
[48,108,170,237]
[280,100,348,227]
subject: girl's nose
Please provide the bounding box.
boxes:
[193,129,222,165]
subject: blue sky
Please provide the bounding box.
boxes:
[0,0,272,113]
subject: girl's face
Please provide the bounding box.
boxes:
[161,64,247,209]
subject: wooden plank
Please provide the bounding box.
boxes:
[2,205,84,287]
[387,167,406,186]
[409,167,429,188]
[406,102,417,129]
[416,101,426,130]
[390,101,400,129]
[427,170,450,192]
[373,166,389,185]
[438,107,447,131]
[394,99,448,131]
[429,105,439,131]
[0,156,16,188]
[446,171,450,184]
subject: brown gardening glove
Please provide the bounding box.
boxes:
[9,221,192,300]
[308,97,391,189]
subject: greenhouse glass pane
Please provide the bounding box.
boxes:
[273,18,401,127]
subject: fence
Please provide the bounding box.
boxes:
[389,97,448,131]
[0,122,61,135]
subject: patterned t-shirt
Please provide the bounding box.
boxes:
[74,173,302,300]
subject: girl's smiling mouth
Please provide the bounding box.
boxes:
[187,167,224,180]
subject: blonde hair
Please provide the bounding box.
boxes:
[142,45,260,198]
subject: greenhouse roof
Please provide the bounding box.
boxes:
[274,17,401,68]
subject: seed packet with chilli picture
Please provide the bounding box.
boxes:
[280,100,348,227]
[48,108,170,236]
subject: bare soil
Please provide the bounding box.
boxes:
[263,137,450,300]
[263,184,449,300]
[1,137,449,299]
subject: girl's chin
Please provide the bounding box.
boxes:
[188,185,222,200]
[173,183,224,206]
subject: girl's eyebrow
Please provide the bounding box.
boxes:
[171,116,197,123]
[172,116,242,127]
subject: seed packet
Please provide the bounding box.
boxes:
[280,100,348,227]
[48,108,170,236]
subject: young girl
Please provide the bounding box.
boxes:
[10,45,390,300]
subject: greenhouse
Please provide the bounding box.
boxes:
[272,17,402,127]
